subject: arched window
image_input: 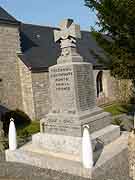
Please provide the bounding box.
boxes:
[96,71,103,97]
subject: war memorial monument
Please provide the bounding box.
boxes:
[5,19,127,178]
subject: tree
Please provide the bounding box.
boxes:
[85,0,135,83]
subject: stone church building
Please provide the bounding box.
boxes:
[0,7,118,120]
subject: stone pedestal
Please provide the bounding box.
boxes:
[33,125,120,161]
[41,62,112,136]
[41,110,111,136]
[37,57,114,160]
[6,130,127,178]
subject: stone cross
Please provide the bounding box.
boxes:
[54,19,81,56]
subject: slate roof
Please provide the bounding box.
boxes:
[0,6,107,71]
[19,24,60,71]
[20,23,106,71]
[0,7,19,25]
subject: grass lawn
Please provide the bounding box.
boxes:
[103,103,133,116]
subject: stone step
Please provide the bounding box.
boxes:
[32,125,120,156]
[10,124,120,162]
[91,124,120,151]
[5,132,128,178]
[94,132,128,169]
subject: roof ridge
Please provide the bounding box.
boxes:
[22,22,59,30]
[21,23,92,34]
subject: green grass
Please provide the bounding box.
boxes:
[103,103,132,116]
[17,121,40,137]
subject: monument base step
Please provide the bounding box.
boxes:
[5,132,128,178]
[31,125,120,158]
[41,110,112,136]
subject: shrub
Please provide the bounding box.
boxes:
[0,138,5,152]
[0,136,8,151]
[112,118,124,131]
[18,121,40,137]
[24,121,40,134]
[104,103,128,116]
[2,109,31,136]
[114,79,132,104]
[18,129,30,138]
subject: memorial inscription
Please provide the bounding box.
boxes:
[75,64,96,111]
[50,67,72,91]
[49,62,96,115]
[49,65,76,114]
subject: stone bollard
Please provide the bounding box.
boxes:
[8,118,17,151]
[128,129,135,180]
[82,125,93,169]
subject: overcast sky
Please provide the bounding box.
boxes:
[0,0,97,30]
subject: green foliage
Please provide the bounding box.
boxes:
[0,136,8,151]
[17,121,40,137]
[115,79,132,104]
[1,121,40,150]
[103,103,128,116]
[85,0,135,82]
[112,118,123,126]
[112,118,124,130]
[0,109,39,149]
[2,109,31,136]
[103,103,134,115]
[0,140,5,152]
[112,117,134,131]
[104,103,134,131]
[18,129,29,138]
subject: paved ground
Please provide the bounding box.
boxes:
[0,126,132,180]
[0,147,132,180]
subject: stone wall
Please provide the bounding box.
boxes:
[102,70,117,100]
[93,70,117,105]
[18,64,50,120]
[18,59,35,120]
[93,69,133,105]
[31,72,50,119]
[0,24,22,111]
